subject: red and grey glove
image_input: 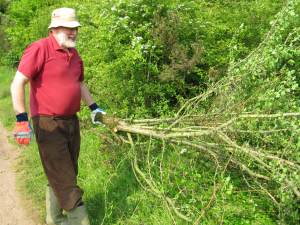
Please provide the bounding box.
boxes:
[13,112,32,145]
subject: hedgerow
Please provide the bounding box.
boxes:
[2,0,286,117]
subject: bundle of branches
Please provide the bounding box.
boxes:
[99,0,300,223]
[101,110,299,221]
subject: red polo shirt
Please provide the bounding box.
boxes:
[18,34,84,117]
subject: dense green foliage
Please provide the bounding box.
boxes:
[0,0,299,224]
[0,0,9,60]
[1,0,288,117]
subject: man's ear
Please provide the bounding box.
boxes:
[50,27,59,34]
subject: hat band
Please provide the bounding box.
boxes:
[48,20,81,28]
[51,16,77,22]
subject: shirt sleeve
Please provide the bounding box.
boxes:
[18,42,45,79]
[79,59,84,82]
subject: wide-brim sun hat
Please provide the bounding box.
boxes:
[48,7,81,29]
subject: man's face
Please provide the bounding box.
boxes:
[52,27,78,48]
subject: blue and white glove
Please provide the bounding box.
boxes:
[89,103,106,125]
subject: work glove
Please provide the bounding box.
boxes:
[89,103,106,125]
[13,112,32,145]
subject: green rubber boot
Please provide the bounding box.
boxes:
[46,186,67,225]
[66,204,90,225]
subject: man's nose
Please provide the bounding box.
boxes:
[68,28,78,35]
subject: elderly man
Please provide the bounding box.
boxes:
[10,8,104,225]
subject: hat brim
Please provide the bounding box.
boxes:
[48,21,81,29]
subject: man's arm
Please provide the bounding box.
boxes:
[11,71,29,114]
[80,82,95,106]
[11,71,32,145]
[80,82,107,125]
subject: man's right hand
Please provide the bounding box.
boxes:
[14,121,32,145]
[14,112,32,145]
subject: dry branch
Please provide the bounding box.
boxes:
[99,113,300,201]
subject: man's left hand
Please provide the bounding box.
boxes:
[91,108,106,125]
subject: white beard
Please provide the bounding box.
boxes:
[56,32,76,48]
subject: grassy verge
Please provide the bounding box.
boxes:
[0,66,46,221]
[0,67,15,128]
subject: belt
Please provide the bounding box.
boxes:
[33,114,77,120]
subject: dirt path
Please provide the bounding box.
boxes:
[0,123,40,225]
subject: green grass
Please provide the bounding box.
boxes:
[0,66,47,221]
[0,66,278,225]
[0,67,15,128]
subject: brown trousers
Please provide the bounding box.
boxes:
[32,115,83,211]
